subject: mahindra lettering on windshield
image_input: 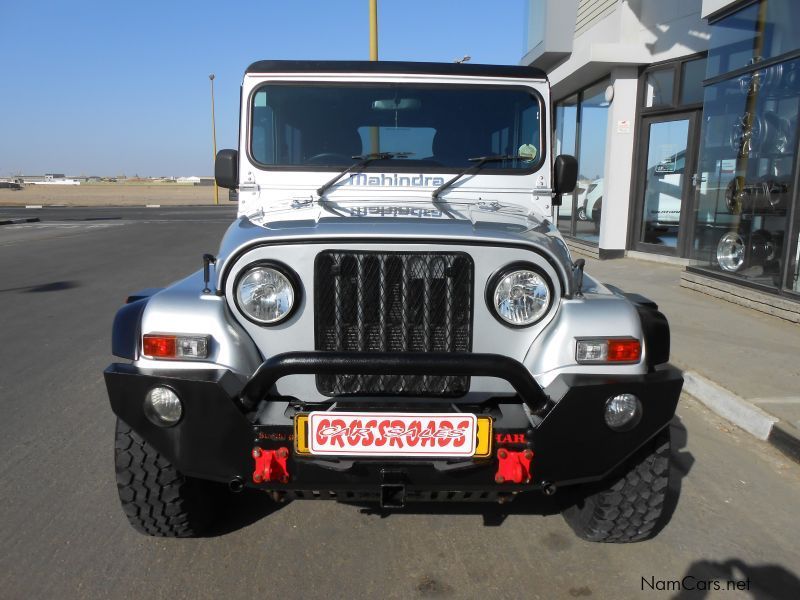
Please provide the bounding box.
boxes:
[105,61,682,543]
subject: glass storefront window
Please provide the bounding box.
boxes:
[645,69,675,108]
[680,58,707,105]
[576,82,610,242]
[692,56,800,289]
[639,119,691,248]
[553,82,610,243]
[554,95,578,235]
[707,0,800,79]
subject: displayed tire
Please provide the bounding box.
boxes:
[724,177,789,214]
[715,229,777,273]
[561,428,670,543]
[729,110,789,156]
[716,231,746,272]
[577,206,588,221]
[114,419,222,537]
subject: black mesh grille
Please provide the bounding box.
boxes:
[314,250,474,396]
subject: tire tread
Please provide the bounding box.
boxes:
[114,419,216,537]
[562,429,671,543]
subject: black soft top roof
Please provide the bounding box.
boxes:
[245,60,547,80]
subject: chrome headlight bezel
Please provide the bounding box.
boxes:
[485,262,554,328]
[233,261,301,326]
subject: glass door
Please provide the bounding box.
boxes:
[632,113,700,255]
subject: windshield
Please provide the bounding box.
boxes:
[250,83,543,172]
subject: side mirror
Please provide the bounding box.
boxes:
[553,155,578,207]
[215,149,238,190]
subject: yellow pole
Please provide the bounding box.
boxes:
[369,0,380,154]
[209,73,219,205]
[369,0,378,61]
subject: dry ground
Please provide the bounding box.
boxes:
[0,183,220,206]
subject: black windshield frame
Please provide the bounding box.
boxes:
[246,81,546,176]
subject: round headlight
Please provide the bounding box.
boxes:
[144,386,182,427]
[491,267,552,326]
[236,264,297,324]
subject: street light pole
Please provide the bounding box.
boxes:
[209,73,219,206]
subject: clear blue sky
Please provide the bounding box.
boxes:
[0,0,527,177]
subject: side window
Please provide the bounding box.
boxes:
[490,127,511,156]
[252,91,275,164]
[491,102,540,158]
[520,104,540,158]
[283,123,302,164]
[253,89,304,164]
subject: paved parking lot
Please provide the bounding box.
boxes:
[1,207,799,599]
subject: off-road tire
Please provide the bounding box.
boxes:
[114,418,220,537]
[561,428,670,543]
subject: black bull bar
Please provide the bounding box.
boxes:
[239,351,551,412]
[105,351,683,490]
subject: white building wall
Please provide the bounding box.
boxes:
[701,0,740,18]
[541,0,709,98]
[521,0,580,70]
[599,67,639,251]
[576,0,619,37]
[524,0,712,253]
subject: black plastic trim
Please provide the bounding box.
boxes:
[105,363,683,491]
[245,60,547,80]
[111,297,149,360]
[232,260,303,326]
[125,288,163,304]
[605,284,670,367]
[239,351,550,414]
[245,81,546,176]
[484,261,555,328]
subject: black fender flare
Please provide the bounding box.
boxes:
[111,288,163,360]
[605,285,670,368]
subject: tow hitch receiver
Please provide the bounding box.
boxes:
[495,449,533,484]
[252,447,290,484]
[380,484,406,509]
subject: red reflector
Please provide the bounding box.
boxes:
[143,335,176,358]
[607,339,641,362]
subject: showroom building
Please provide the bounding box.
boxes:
[522,0,800,320]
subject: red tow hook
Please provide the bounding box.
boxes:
[495,448,533,484]
[252,447,290,484]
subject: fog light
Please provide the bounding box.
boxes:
[144,386,182,426]
[604,394,642,431]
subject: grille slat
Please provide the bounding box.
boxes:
[315,250,474,396]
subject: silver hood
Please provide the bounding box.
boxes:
[214,198,575,297]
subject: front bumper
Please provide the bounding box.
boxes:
[105,353,683,496]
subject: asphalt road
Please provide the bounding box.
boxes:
[1,207,799,600]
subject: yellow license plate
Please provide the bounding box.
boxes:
[295,413,492,458]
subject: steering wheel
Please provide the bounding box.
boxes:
[304,153,353,165]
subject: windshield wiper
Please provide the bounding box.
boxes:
[316,152,410,198]
[432,154,524,200]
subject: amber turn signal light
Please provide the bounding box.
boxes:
[576,338,641,364]
[142,334,209,359]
